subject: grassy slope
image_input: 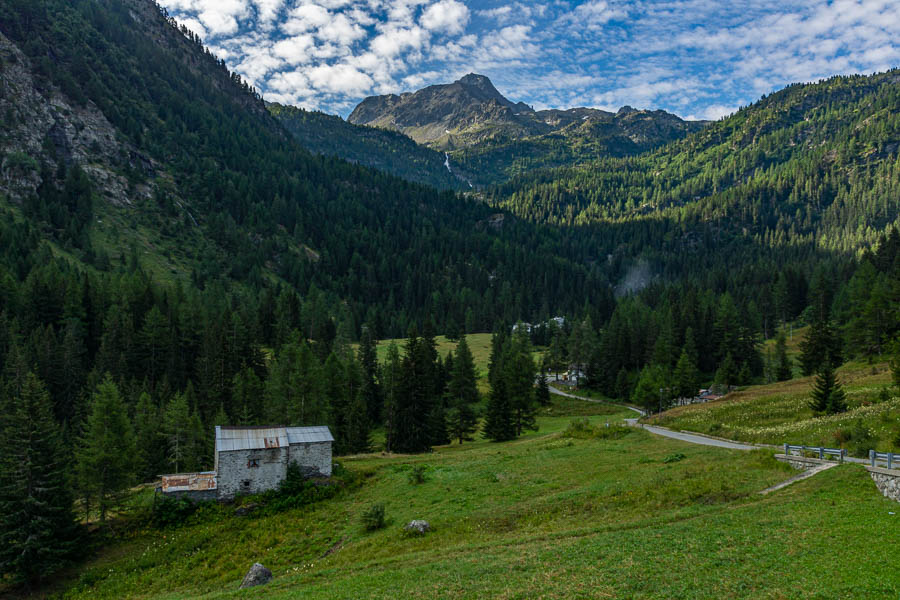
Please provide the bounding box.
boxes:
[51,396,900,599]
[649,359,898,451]
[649,325,898,451]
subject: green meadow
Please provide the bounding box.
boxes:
[45,394,900,600]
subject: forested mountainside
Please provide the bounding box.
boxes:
[488,71,900,254]
[348,73,705,185]
[268,103,466,191]
[0,0,613,337]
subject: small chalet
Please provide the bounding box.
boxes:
[159,425,334,501]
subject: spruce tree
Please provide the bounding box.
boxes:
[358,324,382,425]
[672,348,699,400]
[381,342,402,452]
[134,391,165,482]
[507,337,538,436]
[483,373,515,442]
[76,375,136,522]
[0,373,79,587]
[775,330,793,381]
[809,362,848,415]
[446,336,480,443]
[535,372,551,407]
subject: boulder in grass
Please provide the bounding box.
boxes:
[403,520,431,535]
[240,563,272,589]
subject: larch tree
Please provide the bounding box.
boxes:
[76,375,136,522]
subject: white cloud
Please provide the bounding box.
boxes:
[420,0,470,35]
[159,0,900,118]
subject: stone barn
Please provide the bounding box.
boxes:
[159,425,334,501]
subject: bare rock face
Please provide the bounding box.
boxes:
[240,563,273,589]
[403,520,431,535]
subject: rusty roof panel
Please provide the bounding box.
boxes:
[160,471,217,493]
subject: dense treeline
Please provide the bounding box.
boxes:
[528,228,900,414]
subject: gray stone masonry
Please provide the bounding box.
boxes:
[217,447,289,500]
[775,454,836,471]
[866,466,900,503]
[288,441,332,477]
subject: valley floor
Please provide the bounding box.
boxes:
[49,395,900,600]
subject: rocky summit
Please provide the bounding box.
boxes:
[347,73,704,152]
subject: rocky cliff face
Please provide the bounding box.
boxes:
[0,29,150,205]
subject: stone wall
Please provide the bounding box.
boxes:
[775,454,836,471]
[288,442,332,477]
[866,466,900,503]
[217,446,289,501]
[163,488,218,502]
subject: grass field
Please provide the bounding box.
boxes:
[40,393,900,600]
[649,359,899,454]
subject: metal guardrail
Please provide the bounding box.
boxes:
[783,444,846,463]
[869,450,900,469]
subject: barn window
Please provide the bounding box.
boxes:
[248,458,259,468]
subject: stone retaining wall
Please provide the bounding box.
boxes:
[775,454,837,471]
[866,466,900,503]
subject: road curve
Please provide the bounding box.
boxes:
[546,381,758,451]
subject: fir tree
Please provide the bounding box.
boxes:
[809,362,848,415]
[76,375,136,522]
[446,336,480,443]
[0,373,79,587]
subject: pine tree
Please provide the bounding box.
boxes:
[0,373,79,587]
[799,316,842,376]
[76,375,136,522]
[446,336,480,443]
[809,362,848,415]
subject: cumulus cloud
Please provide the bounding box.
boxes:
[158,0,900,118]
[420,0,470,35]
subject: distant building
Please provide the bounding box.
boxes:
[159,425,334,502]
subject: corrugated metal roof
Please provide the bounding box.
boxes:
[215,426,289,452]
[286,425,334,444]
[214,425,333,451]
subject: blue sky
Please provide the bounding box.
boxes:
[158,0,900,120]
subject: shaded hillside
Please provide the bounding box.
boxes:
[0,0,612,335]
[268,103,466,191]
[348,74,705,185]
